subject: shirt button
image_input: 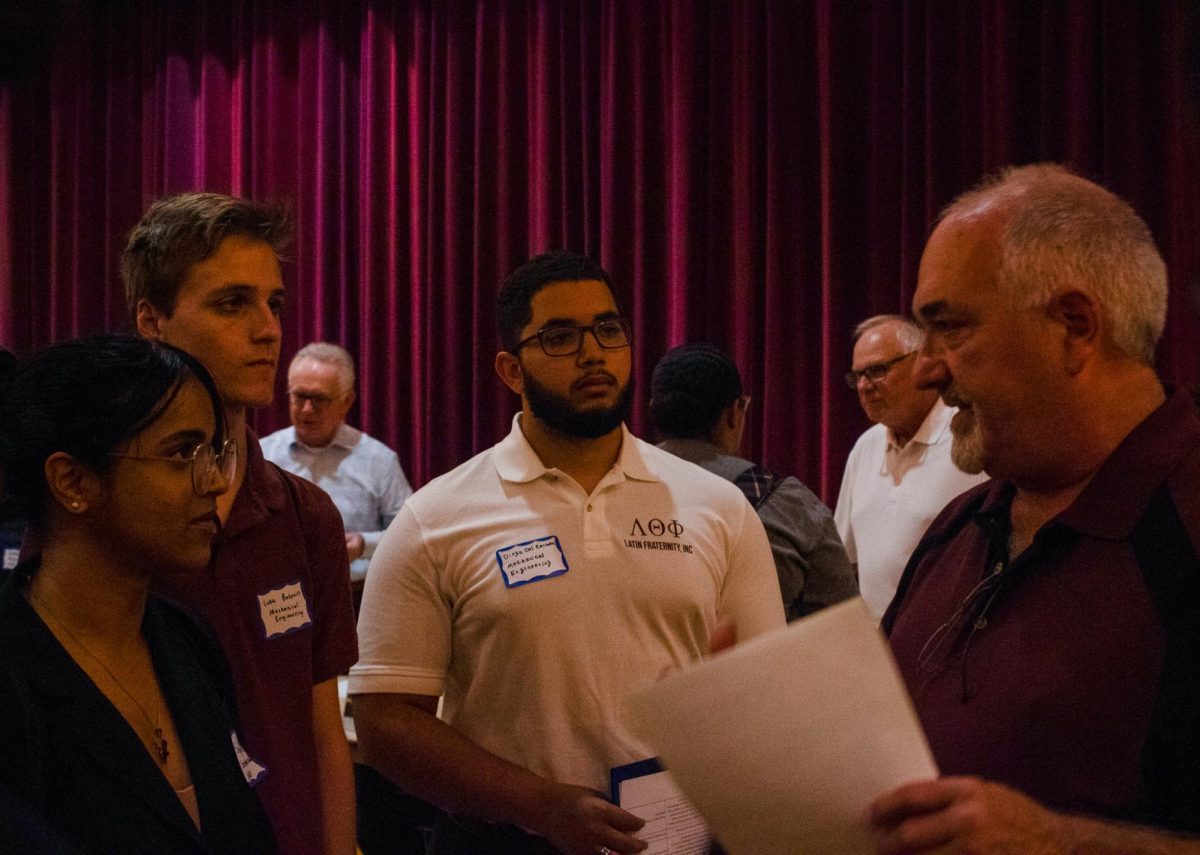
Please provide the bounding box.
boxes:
[586,504,593,512]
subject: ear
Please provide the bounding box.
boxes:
[722,402,740,432]
[135,299,165,341]
[341,388,357,414]
[494,351,525,396]
[1045,289,1100,375]
[43,452,100,516]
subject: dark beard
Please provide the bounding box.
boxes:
[523,372,634,439]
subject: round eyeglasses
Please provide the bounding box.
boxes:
[110,438,237,496]
[511,318,632,357]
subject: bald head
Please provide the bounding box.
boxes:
[938,164,1167,365]
[849,315,937,445]
[912,164,1168,487]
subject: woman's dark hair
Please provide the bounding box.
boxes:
[0,335,225,528]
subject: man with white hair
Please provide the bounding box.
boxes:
[835,315,986,618]
[262,342,412,578]
[872,164,1200,851]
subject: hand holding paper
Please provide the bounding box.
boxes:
[625,597,937,855]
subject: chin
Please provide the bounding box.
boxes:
[236,388,275,409]
[949,431,988,475]
[155,555,212,576]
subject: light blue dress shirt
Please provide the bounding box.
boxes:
[260,423,413,579]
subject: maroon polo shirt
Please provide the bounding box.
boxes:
[884,388,1200,832]
[156,427,359,855]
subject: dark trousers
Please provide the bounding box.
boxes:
[427,814,560,855]
[354,764,439,855]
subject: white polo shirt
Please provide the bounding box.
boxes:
[350,414,784,793]
[834,399,988,619]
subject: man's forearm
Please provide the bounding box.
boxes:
[353,692,557,829]
[1058,813,1200,854]
[353,693,649,855]
[359,530,384,561]
[312,678,356,855]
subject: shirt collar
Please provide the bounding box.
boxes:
[492,413,659,484]
[888,398,953,450]
[289,422,359,452]
[222,425,288,539]
[1054,386,1198,540]
[972,386,1198,542]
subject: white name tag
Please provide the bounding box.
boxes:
[257,581,312,639]
[230,730,268,786]
[2,549,18,571]
[496,536,569,588]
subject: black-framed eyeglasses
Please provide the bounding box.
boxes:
[844,351,916,389]
[288,390,347,411]
[110,438,237,496]
[512,318,632,357]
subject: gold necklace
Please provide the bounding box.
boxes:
[32,594,170,764]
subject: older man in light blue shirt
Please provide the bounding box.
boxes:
[262,342,413,579]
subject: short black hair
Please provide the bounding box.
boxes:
[496,251,615,351]
[0,335,225,529]
[649,344,743,440]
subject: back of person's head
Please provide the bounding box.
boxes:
[649,344,743,440]
[941,163,1167,364]
[121,192,293,322]
[496,251,615,351]
[291,341,356,391]
[0,335,223,529]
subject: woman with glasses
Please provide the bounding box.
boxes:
[0,335,276,854]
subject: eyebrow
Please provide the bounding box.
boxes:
[152,428,209,450]
[205,284,287,300]
[539,310,621,328]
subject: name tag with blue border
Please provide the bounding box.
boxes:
[231,730,268,786]
[257,580,313,639]
[496,535,569,588]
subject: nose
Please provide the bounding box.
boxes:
[911,340,950,391]
[205,461,231,497]
[251,302,282,344]
[575,328,605,364]
[855,373,877,393]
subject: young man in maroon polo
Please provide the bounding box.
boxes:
[124,193,358,855]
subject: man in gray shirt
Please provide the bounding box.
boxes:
[262,342,413,579]
[650,343,857,620]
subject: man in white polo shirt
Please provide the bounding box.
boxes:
[350,251,784,855]
[834,315,986,619]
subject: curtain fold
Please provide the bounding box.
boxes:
[3,0,1198,501]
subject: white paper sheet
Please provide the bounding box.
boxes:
[618,768,711,855]
[625,597,937,855]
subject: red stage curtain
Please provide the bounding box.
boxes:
[2,0,1198,501]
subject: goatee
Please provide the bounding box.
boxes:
[524,373,634,439]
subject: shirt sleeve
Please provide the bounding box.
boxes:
[295,480,359,684]
[359,452,414,562]
[348,504,450,697]
[759,477,858,621]
[833,445,859,569]
[716,493,786,640]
